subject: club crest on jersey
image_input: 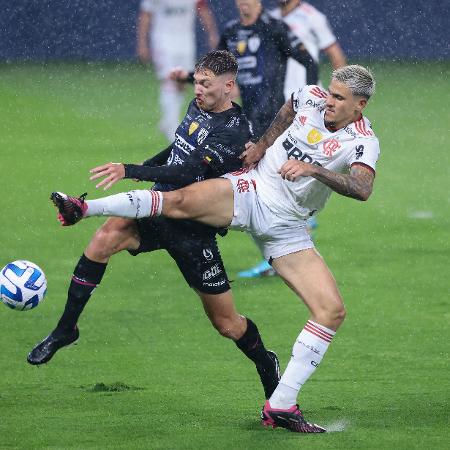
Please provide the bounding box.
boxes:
[188,121,199,135]
[248,36,261,53]
[307,129,322,144]
[237,40,247,55]
[322,138,341,157]
[197,128,208,144]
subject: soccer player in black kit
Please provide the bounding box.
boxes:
[27,51,280,401]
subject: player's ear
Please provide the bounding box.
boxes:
[356,97,367,112]
[224,78,235,94]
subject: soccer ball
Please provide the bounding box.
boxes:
[0,260,47,311]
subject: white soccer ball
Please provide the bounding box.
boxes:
[0,260,47,311]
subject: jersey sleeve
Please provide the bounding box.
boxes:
[309,10,337,50]
[348,138,380,172]
[140,0,157,13]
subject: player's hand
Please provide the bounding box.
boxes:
[240,141,265,168]
[89,162,125,190]
[169,67,189,82]
[278,160,316,181]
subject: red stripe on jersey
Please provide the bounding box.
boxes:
[304,322,333,342]
[355,118,371,136]
[310,86,327,99]
[355,118,366,136]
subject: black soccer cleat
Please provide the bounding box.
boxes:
[51,191,88,226]
[257,350,281,399]
[261,400,326,433]
[27,327,79,365]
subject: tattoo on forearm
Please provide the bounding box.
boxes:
[312,164,374,201]
[258,102,296,149]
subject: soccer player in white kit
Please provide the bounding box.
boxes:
[271,0,346,100]
[54,65,379,433]
[137,0,218,141]
[240,0,347,277]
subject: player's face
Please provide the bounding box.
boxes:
[194,70,232,113]
[236,0,261,15]
[324,79,367,128]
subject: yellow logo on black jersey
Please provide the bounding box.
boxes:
[237,41,247,55]
[307,129,322,144]
[189,122,199,135]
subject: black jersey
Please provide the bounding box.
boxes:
[155,98,251,192]
[125,99,251,192]
[124,98,251,235]
[218,11,318,139]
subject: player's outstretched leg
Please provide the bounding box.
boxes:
[261,401,326,433]
[51,190,163,225]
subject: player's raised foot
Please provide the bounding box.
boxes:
[257,350,281,399]
[51,192,88,226]
[261,400,326,433]
[238,260,276,278]
[27,326,79,365]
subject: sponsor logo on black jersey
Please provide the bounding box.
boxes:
[197,128,209,144]
[248,36,261,52]
[174,134,195,155]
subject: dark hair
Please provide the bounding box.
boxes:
[194,50,238,77]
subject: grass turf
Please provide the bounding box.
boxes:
[0,61,449,449]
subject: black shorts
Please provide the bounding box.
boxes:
[129,216,230,295]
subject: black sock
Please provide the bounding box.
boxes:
[235,318,279,398]
[235,318,271,368]
[55,254,107,333]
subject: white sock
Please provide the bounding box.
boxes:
[269,320,335,409]
[85,190,163,219]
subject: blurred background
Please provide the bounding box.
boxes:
[1,0,449,61]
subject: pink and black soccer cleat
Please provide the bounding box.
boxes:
[51,192,88,226]
[261,400,326,433]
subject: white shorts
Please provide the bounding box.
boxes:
[222,170,314,261]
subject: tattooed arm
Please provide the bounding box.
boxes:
[279,161,375,201]
[240,99,296,167]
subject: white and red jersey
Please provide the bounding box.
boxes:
[253,85,380,220]
[140,0,203,73]
[271,2,338,99]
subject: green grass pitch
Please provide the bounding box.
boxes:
[0,61,449,449]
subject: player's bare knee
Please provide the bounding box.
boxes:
[211,318,240,340]
[164,190,187,218]
[313,298,346,329]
